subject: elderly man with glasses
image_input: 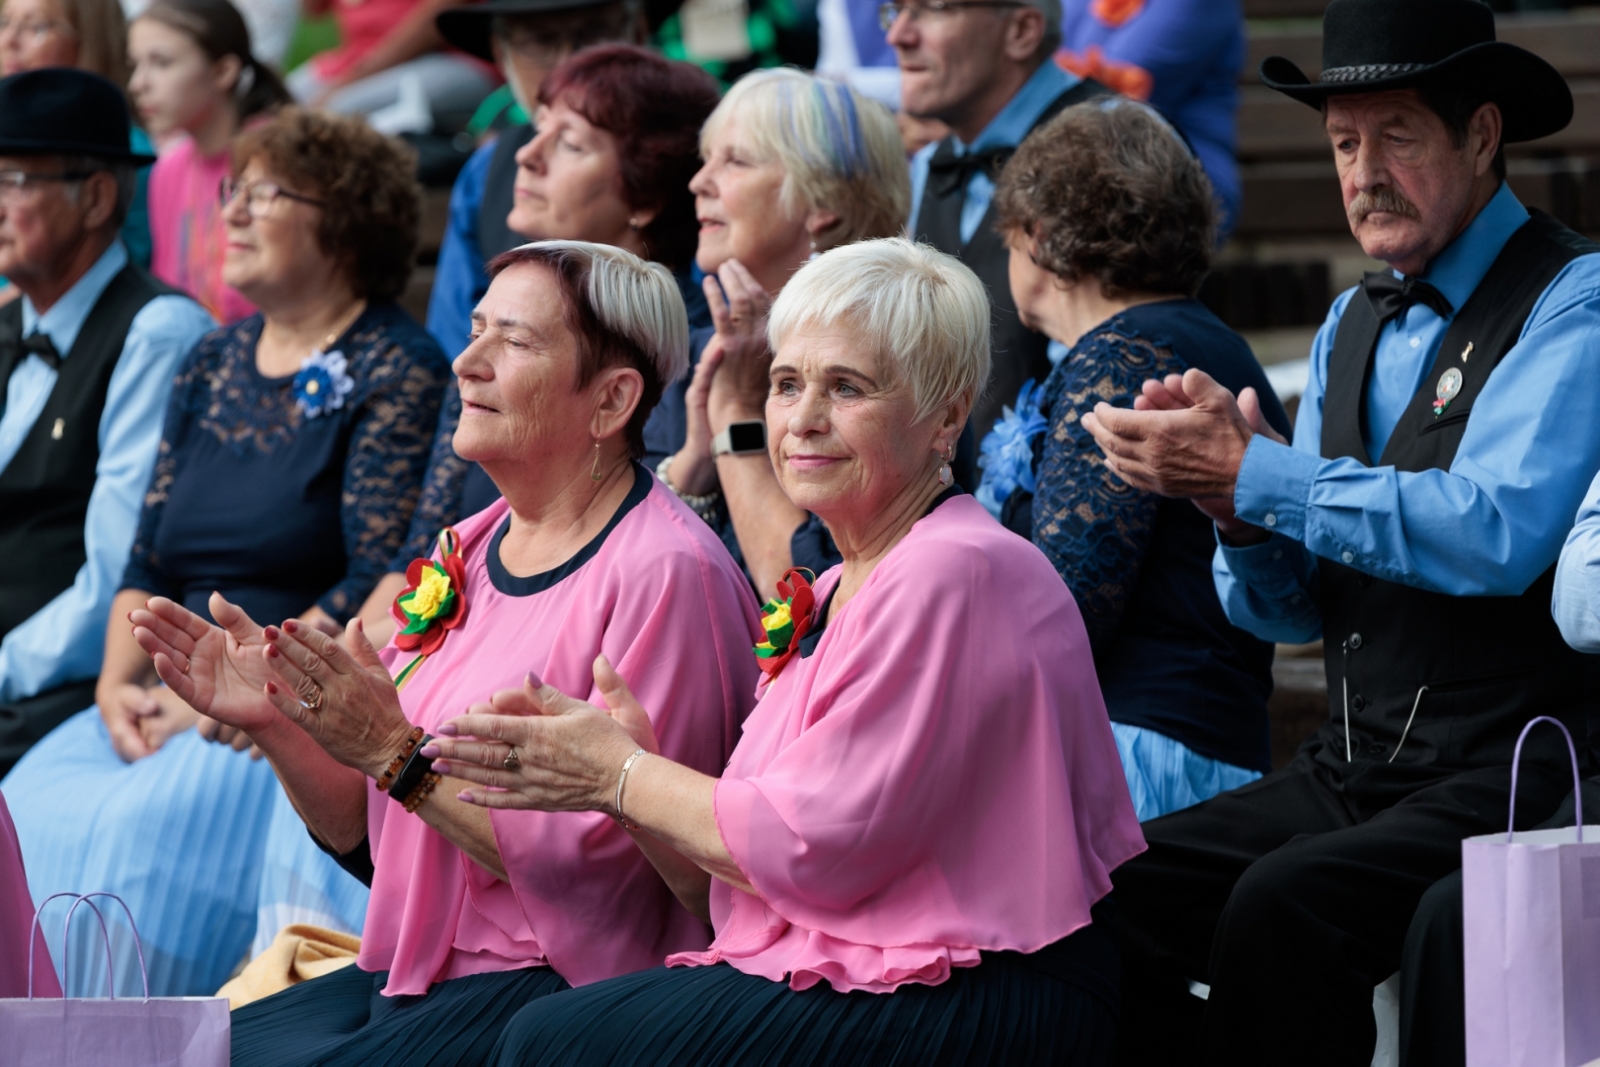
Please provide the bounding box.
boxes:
[888,0,1108,456]
[0,68,212,776]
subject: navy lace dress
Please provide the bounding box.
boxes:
[2,303,447,999]
[977,299,1290,820]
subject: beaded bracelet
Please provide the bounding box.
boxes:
[655,456,720,526]
[374,726,425,793]
[401,771,442,814]
[387,734,436,808]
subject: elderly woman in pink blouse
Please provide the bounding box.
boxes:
[430,238,1147,1067]
[129,241,760,1067]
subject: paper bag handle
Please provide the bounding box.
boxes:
[1507,716,1583,844]
[27,891,151,1001]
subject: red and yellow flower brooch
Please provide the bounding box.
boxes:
[391,527,468,688]
[753,568,816,679]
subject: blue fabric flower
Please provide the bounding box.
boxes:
[976,378,1048,519]
[293,349,355,419]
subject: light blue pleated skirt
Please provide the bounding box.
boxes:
[1110,722,1262,822]
[2,708,279,997]
[1,708,369,997]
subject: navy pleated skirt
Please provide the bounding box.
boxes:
[489,921,1119,1067]
[230,964,569,1067]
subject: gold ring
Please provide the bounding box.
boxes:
[502,747,521,772]
[303,685,325,711]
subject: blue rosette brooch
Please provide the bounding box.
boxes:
[293,349,355,418]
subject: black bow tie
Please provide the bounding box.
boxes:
[927,146,1015,199]
[1360,272,1454,325]
[22,331,61,370]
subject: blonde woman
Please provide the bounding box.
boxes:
[645,67,910,596]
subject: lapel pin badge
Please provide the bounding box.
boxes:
[1460,342,1474,363]
[1432,367,1463,417]
[50,418,65,440]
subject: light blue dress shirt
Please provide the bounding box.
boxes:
[425,136,497,361]
[1552,469,1600,653]
[0,242,214,701]
[1212,184,1600,645]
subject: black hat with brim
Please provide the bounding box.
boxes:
[1259,0,1573,144]
[0,68,156,165]
[437,0,624,63]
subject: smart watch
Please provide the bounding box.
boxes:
[711,420,767,457]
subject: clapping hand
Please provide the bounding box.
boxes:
[131,592,283,739]
[426,655,658,812]
[704,259,774,431]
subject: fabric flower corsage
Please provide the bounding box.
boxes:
[293,349,355,419]
[975,378,1047,519]
[391,528,468,688]
[753,568,817,680]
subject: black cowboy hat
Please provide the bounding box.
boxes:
[0,68,155,165]
[1259,0,1572,143]
[436,0,626,63]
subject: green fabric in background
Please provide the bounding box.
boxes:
[284,15,342,74]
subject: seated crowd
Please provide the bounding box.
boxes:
[0,0,1596,1064]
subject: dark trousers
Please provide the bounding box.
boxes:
[1398,781,1600,1067]
[0,678,97,778]
[1110,738,1572,1067]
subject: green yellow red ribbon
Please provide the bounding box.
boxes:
[391,527,468,690]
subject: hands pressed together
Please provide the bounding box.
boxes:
[1081,368,1288,544]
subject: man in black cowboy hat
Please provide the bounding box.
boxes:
[0,69,212,775]
[425,0,646,362]
[1077,0,1600,1063]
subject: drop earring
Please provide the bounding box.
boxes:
[937,448,954,487]
[591,440,603,481]
[807,236,819,262]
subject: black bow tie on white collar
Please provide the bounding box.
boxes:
[1360,272,1454,325]
[927,146,1015,199]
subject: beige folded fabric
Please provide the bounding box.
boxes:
[217,924,361,1010]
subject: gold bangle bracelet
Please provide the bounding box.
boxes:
[614,748,648,831]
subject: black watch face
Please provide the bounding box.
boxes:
[728,421,767,453]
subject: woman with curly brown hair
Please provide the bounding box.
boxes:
[2,108,449,997]
[976,99,1291,821]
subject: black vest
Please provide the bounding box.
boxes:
[0,263,176,637]
[913,78,1108,442]
[477,123,535,265]
[1315,210,1600,772]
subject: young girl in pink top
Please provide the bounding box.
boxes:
[130,0,288,324]
[432,238,1148,1066]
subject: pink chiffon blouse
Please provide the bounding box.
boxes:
[364,469,761,995]
[668,493,1147,993]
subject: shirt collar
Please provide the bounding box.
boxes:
[1414,183,1529,315]
[955,61,1079,156]
[21,241,129,360]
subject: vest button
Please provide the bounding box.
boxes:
[1348,633,1363,650]
[1352,694,1367,711]
[1358,575,1373,588]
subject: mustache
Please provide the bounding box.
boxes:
[1348,188,1421,226]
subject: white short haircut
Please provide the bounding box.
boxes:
[701,68,910,250]
[498,240,690,387]
[768,238,991,423]
[1024,0,1061,54]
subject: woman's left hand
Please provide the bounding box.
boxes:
[258,617,417,778]
[427,655,657,812]
[704,259,774,432]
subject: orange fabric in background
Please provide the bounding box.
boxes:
[1092,0,1145,28]
[1056,44,1154,100]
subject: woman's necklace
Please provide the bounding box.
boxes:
[314,299,368,354]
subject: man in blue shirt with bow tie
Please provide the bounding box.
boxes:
[1080,1,1600,1063]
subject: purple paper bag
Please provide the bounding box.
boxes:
[1,892,230,1067]
[1463,717,1600,1067]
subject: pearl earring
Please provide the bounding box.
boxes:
[937,448,954,487]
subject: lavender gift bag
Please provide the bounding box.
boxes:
[1,892,229,1067]
[1463,717,1600,1067]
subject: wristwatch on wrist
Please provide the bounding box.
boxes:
[711,420,767,458]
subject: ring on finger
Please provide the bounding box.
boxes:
[301,683,326,711]
[502,745,521,771]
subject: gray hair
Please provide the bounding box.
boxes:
[59,155,137,228]
[701,68,910,251]
[768,238,991,423]
[1021,0,1061,55]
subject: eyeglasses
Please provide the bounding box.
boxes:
[219,177,326,217]
[0,169,98,204]
[878,0,1024,30]
[0,15,73,42]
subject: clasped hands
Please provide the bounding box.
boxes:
[669,259,775,497]
[1080,368,1287,543]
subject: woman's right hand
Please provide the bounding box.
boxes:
[130,592,282,736]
